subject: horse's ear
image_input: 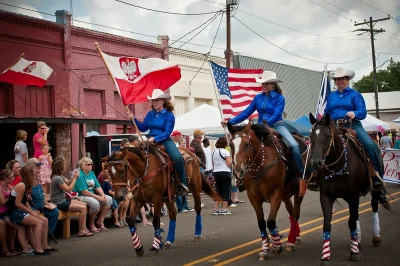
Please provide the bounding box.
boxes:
[101,156,109,162]
[244,120,252,133]
[309,112,317,125]
[324,114,331,124]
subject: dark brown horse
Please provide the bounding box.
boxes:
[103,144,220,256]
[228,122,305,261]
[309,113,390,264]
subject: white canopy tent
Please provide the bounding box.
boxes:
[361,114,390,132]
[174,104,227,136]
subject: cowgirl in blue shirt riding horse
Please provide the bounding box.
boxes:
[308,67,384,190]
[128,89,189,195]
[221,71,306,182]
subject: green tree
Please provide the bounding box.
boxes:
[353,61,400,93]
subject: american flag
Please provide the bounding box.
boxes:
[315,66,331,119]
[210,61,264,121]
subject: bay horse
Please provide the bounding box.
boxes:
[309,113,390,264]
[103,144,220,256]
[228,121,305,261]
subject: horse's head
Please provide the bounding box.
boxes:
[309,113,336,169]
[228,121,253,173]
[102,148,131,201]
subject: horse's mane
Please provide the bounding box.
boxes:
[108,147,144,161]
[229,123,274,146]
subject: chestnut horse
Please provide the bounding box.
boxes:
[309,114,390,264]
[228,122,306,261]
[103,144,220,256]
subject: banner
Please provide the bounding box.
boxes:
[381,149,400,184]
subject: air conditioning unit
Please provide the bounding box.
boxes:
[226,0,238,5]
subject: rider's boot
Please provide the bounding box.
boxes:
[178,178,189,197]
[306,171,319,191]
[372,175,384,191]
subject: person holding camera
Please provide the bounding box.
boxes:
[33,121,49,159]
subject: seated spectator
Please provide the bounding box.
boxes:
[6,160,22,187]
[73,157,112,233]
[101,170,122,228]
[50,157,93,237]
[26,158,59,236]
[128,135,140,147]
[0,169,20,257]
[7,165,55,255]
[14,130,28,167]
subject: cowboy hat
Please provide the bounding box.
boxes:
[329,67,355,80]
[147,88,171,100]
[255,71,282,83]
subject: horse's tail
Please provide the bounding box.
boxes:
[201,173,221,202]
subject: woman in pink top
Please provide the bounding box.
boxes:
[33,121,49,158]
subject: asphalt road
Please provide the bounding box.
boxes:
[3,183,400,266]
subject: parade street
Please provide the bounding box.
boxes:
[4,183,400,266]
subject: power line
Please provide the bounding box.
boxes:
[382,32,400,42]
[0,2,55,16]
[234,16,372,65]
[70,70,130,120]
[377,52,400,56]
[319,0,365,21]
[188,13,224,84]
[355,0,400,23]
[236,9,367,40]
[307,0,355,21]
[115,0,221,16]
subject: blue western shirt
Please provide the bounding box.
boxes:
[229,90,285,126]
[324,87,367,121]
[134,109,175,143]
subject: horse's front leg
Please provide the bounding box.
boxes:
[283,198,299,252]
[348,197,361,262]
[267,191,283,254]
[371,190,381,247]
[126,199,144,257]
[150,197,164,253]
[164,199,178,249]
[247,192,269,261]
[320,193,334,264]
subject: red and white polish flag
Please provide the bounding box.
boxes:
[0,57,53,87]
[100,51,181,105]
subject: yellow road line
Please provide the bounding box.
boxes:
[214,197,400,266]
[183,191,400,266]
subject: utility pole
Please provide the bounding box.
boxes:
[225,0,238,68]
[354,16,390,119]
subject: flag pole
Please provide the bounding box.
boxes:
[208,60,229,140]
[94,42,144,142]
[3,53,25,72]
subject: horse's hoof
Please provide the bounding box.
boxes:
[372,236,382,247]
[164,241,172,249]
[349,253,361,262]
[135,246,144,257]
[149,247,160,255]
[194,235,202,242]
[272,246,283,254]
[320,259,330,266]
[296,237,302,245]
[279,233,284,239]
[258,251,269,261]
[285,243,295,252]
[358,242,362,251]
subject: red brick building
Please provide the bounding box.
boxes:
[0,10,169,170]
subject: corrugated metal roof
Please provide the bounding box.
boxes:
[233,55,323,119]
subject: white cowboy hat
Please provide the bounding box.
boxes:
[255,71,282,83]
[329,67,355,80]
[147,88,171,100]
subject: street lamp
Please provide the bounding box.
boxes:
[377,57,393,68]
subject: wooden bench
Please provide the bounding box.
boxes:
[58,211,80,239]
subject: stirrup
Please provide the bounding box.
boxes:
[178,184,189,196]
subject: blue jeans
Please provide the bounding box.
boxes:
[161,138,187,186]
[273,122,305,176]
[345,120,384,177]
[176,195,189,212]
[30,184,59,234]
